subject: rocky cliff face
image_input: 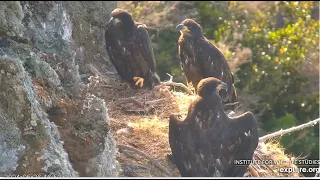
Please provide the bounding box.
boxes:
[0,1,119,177]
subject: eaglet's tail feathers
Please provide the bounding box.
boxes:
[169,115,193,177]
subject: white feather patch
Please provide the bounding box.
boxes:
[200,153,204,160]
[138,24,147,29]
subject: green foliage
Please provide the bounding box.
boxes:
[152,28,182,81]
[265,114,297,148]
[267,114,297,130]
[194,1,319,176]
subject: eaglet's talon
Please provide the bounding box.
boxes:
[133,77,144,88]
[120,82,131,89]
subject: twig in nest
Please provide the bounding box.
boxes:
[122,167,139,177]
[115,97,156,114]
[119,148,141,162]
[259,118,320,142]
[121,163,150,171]
[166,73,173,82]
[155,73,193,95]
[100,85,115,88]
[121,162,151,177]
[145,98,167,105]
[224,101,240,107]
[99,84,123,90]
[109,118,125,125]
[103,71,118,75]
[248,165,260,177]
[254,152,275,174]
[124,109,148,114]
[116,97,145,108]
[117,144,172,177]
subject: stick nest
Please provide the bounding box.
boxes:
[85,73,302,177]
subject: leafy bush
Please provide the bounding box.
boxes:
[195,1,319,176]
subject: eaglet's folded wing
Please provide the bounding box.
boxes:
[105,26,130,81]
[220,112,259,176]
[134,24,157,73]
[196,39,234,85]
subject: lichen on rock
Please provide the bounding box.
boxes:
[39,118,79,177]
[0,1,24,37]
[0,57,77,176]
[85,135,119,177]
[24,54,62,89]
[55,93,119,177]
[0,107,25,176]
[0,1,119,177]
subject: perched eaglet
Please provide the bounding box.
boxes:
[176,19,237,107]
[105,8,161,89]
[169,77,259,177]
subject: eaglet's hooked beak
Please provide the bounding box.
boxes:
[218,82,228,91]
[175,24,186,31]
[108,17,120,25]
[108,17,115,25]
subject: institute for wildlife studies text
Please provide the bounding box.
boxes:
[279,167,320,174]
[234,159,320,166]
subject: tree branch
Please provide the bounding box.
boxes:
[119,148,142,162]
[117,144,172,177]
[259,118,320,142]
[155,73,194,95]
[166,73,173,82]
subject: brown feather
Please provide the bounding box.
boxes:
[177,19,237,108]
[105,9,160,89]
[169,78,259,177]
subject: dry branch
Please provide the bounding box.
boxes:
[155,73,194,95]
[157,82,193,95]
[145,98,167,105]
[259,118,320,142]
[119,149,142,162]
[117,144,172,177]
